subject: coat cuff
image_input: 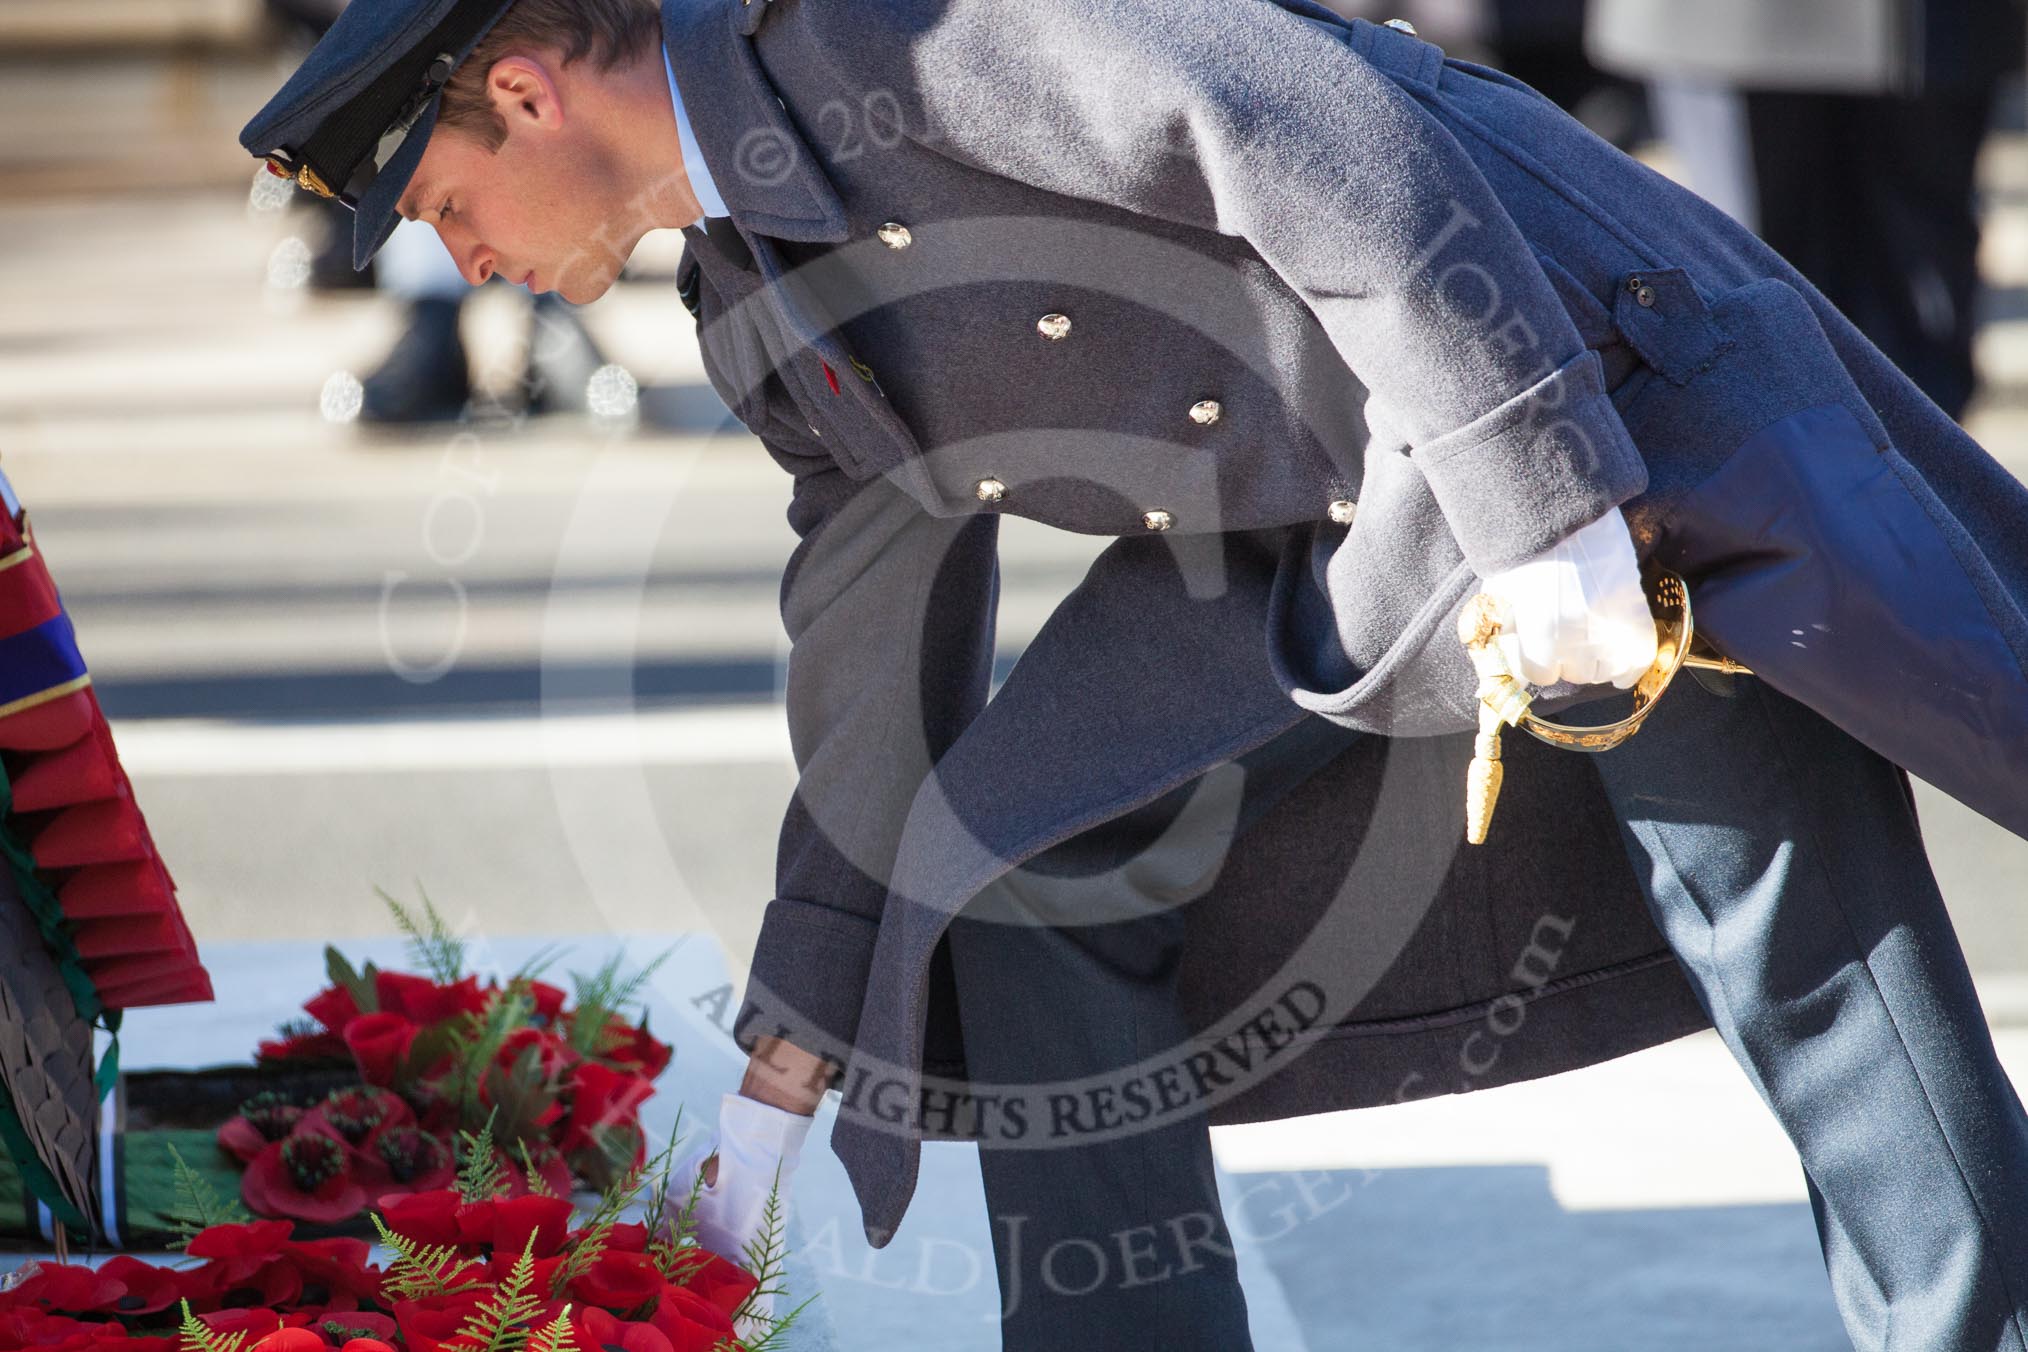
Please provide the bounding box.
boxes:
[1408,347,1649,578]
[731,896,879,1081]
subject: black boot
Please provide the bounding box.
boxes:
[360,298,471,424]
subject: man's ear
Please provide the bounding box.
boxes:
[483,54,564,133]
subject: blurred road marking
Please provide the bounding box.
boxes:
[111,704,794,775]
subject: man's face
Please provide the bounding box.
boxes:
[396,54,651,305]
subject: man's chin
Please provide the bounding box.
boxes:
[552,263,620,306]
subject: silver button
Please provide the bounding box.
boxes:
[975,477,1007,503]
[877,222,913,250]
[1036,313,1072,341]
[1188,399,1223,426]
[1142,509,1174,532]
[1382,17,1417,34]
[1328,499,1357,525]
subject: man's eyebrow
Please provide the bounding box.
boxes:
[398,183,426,222]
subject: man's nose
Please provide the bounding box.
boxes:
[434,223,494,286]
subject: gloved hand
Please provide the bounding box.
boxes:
[668,1091,814,1336]
[1478,504,1658,690]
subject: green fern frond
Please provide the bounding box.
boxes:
[526,1306,577,1352]
[726,1167,804,1350]
[564,946,674,1057]
[177,1299,251,1352]
[456,1108,507,1202]
[371,1213,486,1301]
[516,1139,558,1198]
[455,1232,544,1352]
[449,983,534,1125]
[546,1147,656,1298]
[165,1143,250,1247]
[377,882,468,983]
[634,1108,687,1243]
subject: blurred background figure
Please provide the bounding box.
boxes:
[1325,0,1650,148]
[1590,0,2028,420]
[265,0,613,424]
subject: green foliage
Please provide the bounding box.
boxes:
[516,1139,558,1199]
[323,945,379,1014]
[164,1143,249,1248]
[455,1232,544,1352]
[177,1299,250,1352]
[564,947,673,1058]
[456,1109,507,1203]
[547,1119,685,1299]
[377,882,468,984]
[488,1039,561,1150]
[725,1167,811,1352]
[526,1306,577,1352]
[448,982,534,1130]
[371,1213,486,1301]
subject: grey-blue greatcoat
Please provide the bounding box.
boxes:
[663,0,2028,1244]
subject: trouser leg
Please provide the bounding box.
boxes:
[1746,87,1994,420]
[1569,674,2028,1352]
[943,714,1361,1351]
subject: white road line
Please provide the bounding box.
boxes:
[111,704,794,775]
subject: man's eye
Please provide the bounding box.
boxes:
[437,199,455,222]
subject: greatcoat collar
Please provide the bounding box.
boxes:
[660,0,851,243]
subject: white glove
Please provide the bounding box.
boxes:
[1479,505,1658,690]
[670,1091,814,1336]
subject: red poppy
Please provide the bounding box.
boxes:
[492,1146,572,1202]
[567,1250,663,1312]
[198,1308,311,1339]
[597,1022,673,1081]
[339,1341,398,1352]
[203,1258,304,1315]
[573,1309,673,1352]
[368,1125,455,1194]
[561,1064,654,1159]
[304,1087,414,1148]
[94,1256,181,1316]
[242,1133,367,1224]
[663,1247,759,1320]
[451,1197,497,1249]
[302,985,361,1036]
[217,1093,308,1165]
[646,1284,739,1352]
[2,1264,122,1315]
[374,1188,465,1247]
[487,1194,574,1260]
[375,972,488,1027]
[185,1220,296,1284]
[248,1329,325,1352]
[603,1222,650,1254]
[493,1027,574,1084]
[527,981,568,1022]
[341,1013,418,1087]
[390,1294,487,1352]
[281,1237,382,1309]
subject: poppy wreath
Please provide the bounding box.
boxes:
[0,476,211,1013]
[211,891,677,1228]
[0,1107,804,1352]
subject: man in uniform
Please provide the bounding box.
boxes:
[241,0,2028,1346]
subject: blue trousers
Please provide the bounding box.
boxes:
[946,674,2028,1350]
